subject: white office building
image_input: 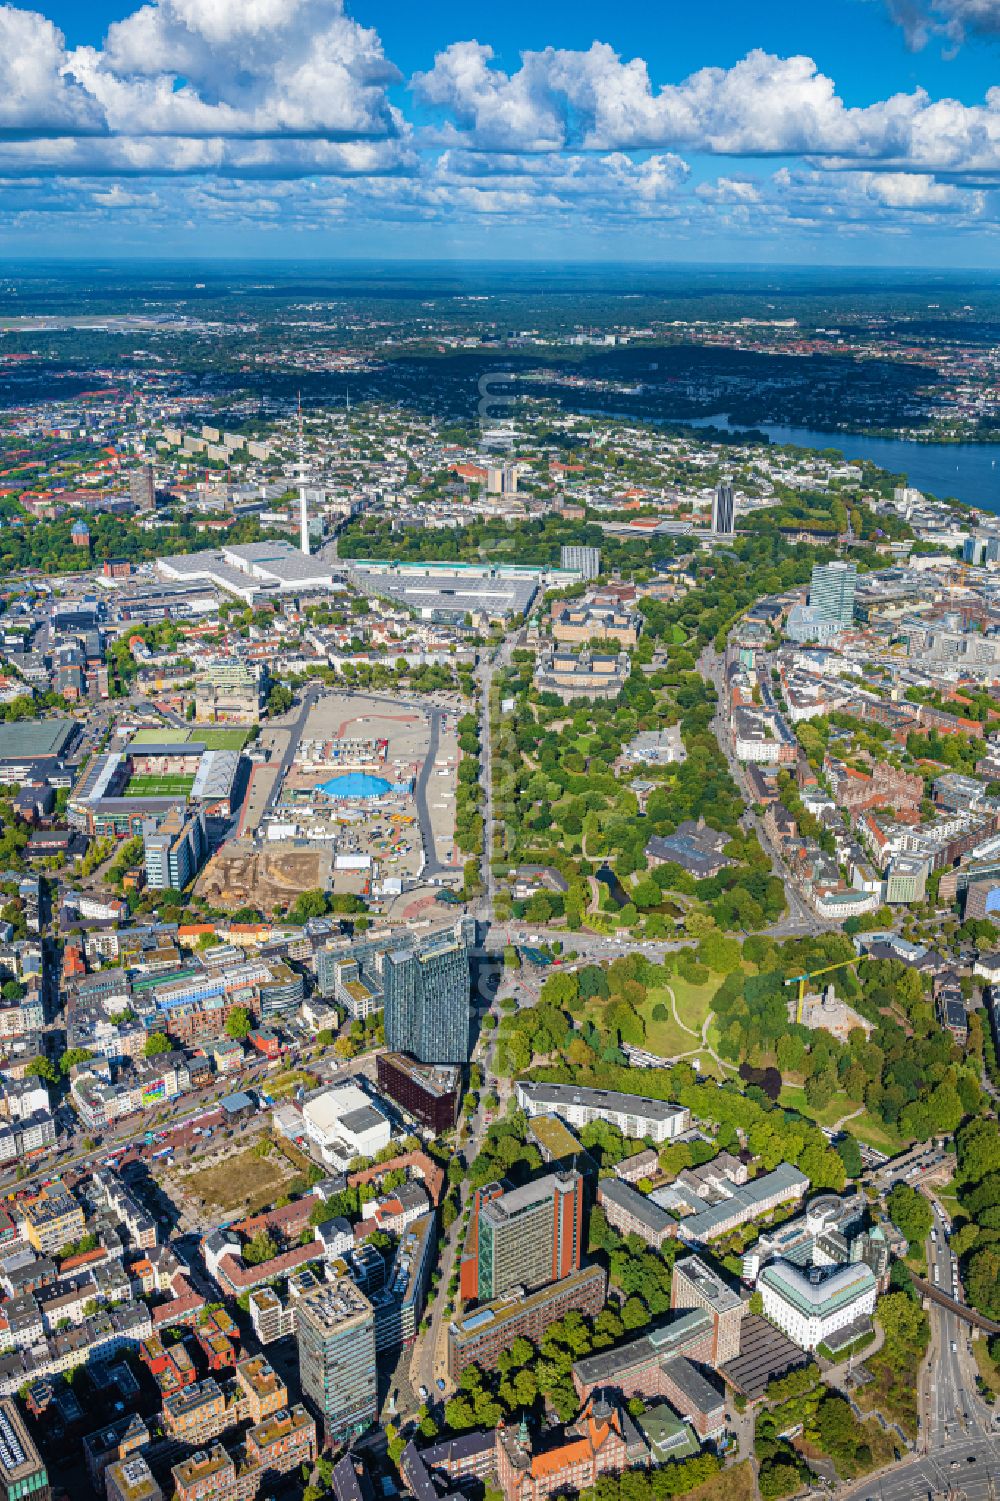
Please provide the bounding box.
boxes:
[303,1085,391,1164]
[758,1259,877,1351]
[560,545,601,580]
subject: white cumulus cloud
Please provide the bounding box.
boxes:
[0,0,404,161]
[72,0,402,139]
[414,44,889,155]
[413,39,1000,180]
[0,4,105,137]
[0,0,998,246]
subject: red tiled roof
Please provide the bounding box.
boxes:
[216,1241,319,1291]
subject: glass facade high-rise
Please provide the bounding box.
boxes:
[143,805,208,891]
[129,464,156,512]
[383,927,472,1064]
[0,1399,49,1501]
[295,1280,376,1448]
[809,560,857,627]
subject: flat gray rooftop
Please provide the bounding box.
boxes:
[0,720,75,760]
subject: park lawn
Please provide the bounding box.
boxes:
[197,728,251,750]
[580,992,700,1066]
[935,1175,962,1221]
[904,1242,927,1277]
[702,1017,741,1076]
[685,1462,755,1501]
[778,1083,861,1130]
[777,1084,908,1156]
[182,1147,296,1215]
[640,997,697,1058]
[579,967,730,1073]
[843,1112,910,1157]
[640,972,719,1056]
[670,971,719,1030]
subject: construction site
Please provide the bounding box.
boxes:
[195,839,334,913]
[207,687,462,911]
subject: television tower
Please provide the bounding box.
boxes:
[297,395,309,557]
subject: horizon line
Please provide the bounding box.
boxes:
[0,255,999,278]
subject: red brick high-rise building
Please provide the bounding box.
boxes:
[459,1170,584,1304]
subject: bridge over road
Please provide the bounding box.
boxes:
[912,1274,1000,1336]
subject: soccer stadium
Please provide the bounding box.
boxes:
[68,733,242,836]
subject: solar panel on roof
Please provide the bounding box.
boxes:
[459,1308,495,1332]
[0,1409,25,1473]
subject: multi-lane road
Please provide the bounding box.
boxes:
[841,1190,1000,1501]
[410,702,450,882]
[921,1199,992,1452]
[841,1439,1000,1501]
[405,1025,499,1410]
[486,922,691,963]
[476,644,497,907]
[473,626,520,916]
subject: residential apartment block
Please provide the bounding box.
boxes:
[20,1184,85,1256]
[597,1180,676,1250]
[515,1082,690,1144]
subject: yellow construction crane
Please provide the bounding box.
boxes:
[784,957,865,1024]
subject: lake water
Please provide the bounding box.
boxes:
[596,863,629,910]
[683,414,1000,514]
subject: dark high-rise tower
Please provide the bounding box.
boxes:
[130,464,156,512]
[711,478,735,535]
[383,927,471,1063]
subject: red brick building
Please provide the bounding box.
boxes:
[244,1405,316,1485]
[139,1334,196,1396]
[172,1446,234,1501]
[824,755,923,822]
[496,1395,647,1501]
[194,1307,240,1372]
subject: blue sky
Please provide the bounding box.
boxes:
[4,0,1000,262]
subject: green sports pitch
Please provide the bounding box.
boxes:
[195,728,251,750]
[123,774,196,797]
[127,726,249,752]
[128,727,189,746]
